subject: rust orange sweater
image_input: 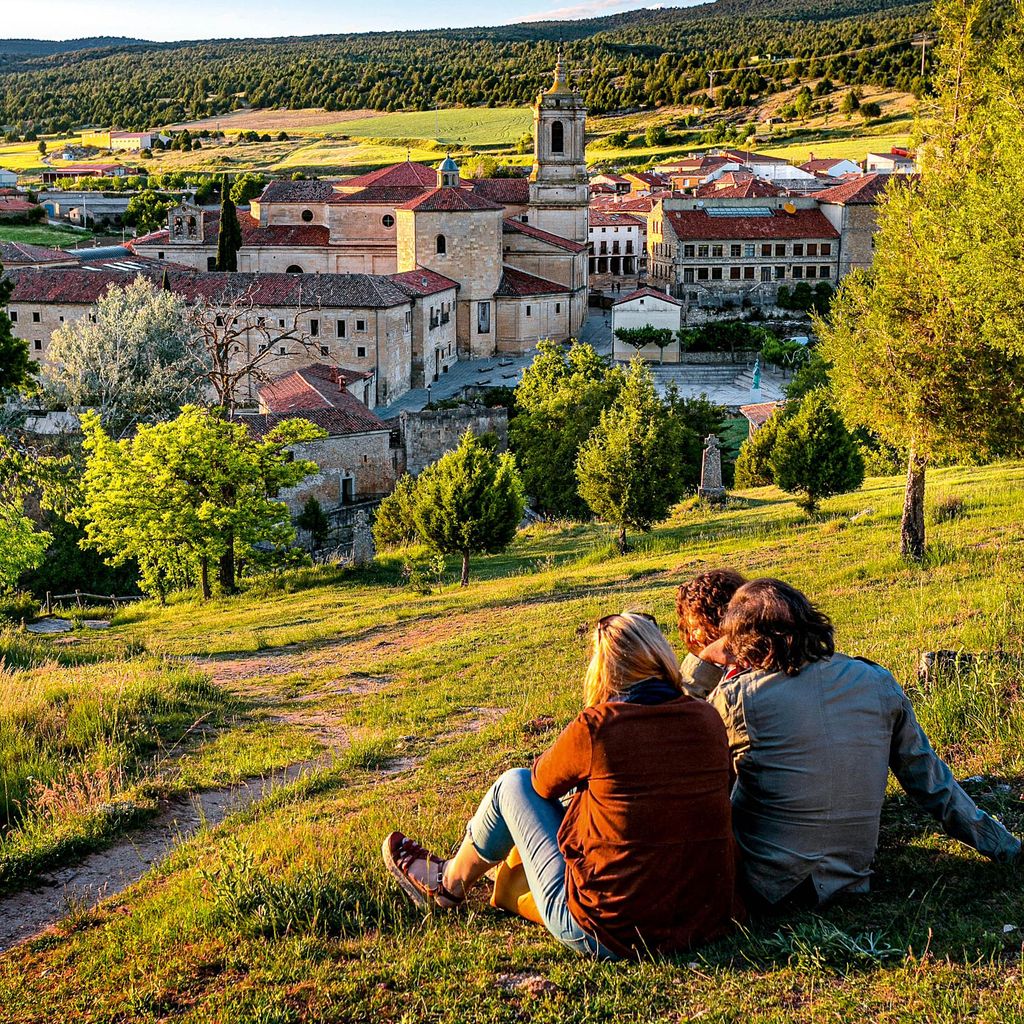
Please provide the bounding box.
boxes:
[532,696,743,958]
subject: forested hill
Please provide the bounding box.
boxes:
[0,0,936,133]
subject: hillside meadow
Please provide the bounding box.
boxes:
[1,462,1023,1021]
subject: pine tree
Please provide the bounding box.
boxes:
[769,391,865,514]
[372,474,420,549]
[412,431,525,586]
[216,174,242,272]
[0,266,33,397]
[575,359,694,553]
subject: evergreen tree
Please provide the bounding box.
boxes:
[575,359,694,553]
[819,0,1024,558]
[769,391,865,513]
[216,174,242,272]
[372,474,420,549]
[412,430,525,586]
[296,496,331,551]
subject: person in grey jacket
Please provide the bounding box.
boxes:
[698,577,1020,909]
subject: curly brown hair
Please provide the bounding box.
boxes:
[675,569,748,655]
[720,578,834,676]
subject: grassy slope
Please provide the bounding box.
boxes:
[0,224,93,247]
[1,464,1023,1021]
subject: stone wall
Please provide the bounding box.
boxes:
[398,404,509,477]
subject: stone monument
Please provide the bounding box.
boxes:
[350,509,376,568]
[698,433,727,503]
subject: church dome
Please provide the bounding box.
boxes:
[438,154,460,188]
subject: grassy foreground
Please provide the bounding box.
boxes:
[1,463,1024,1022]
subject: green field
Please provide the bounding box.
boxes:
[324,107,533,148]
[762,131,914,165]
[2,462,1023,1021]
[0,224,93,247]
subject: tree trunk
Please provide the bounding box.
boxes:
[460,550,470,587]
[219,528,236,593]
[617,524,627,554]
[900,448,927,561]
[199,556,211,600]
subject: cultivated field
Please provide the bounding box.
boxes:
[1,463,1023,1021]
[0,224,93,247]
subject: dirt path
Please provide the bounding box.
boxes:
[0,762,320,953]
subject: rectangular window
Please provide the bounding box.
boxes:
[744,244,755,258]
[806,265,818,278]
[807,243,819,256]
[258,343,268,352]
[697,244,709,258]
[820,266,831,278]
[405,311,412,330]
[555,302,561,313]
[278,319,285,328]
[697,268,709,281]
[683,268,694,284]
[278,346,287,355]
[356,319,366,332]
[743,267,755,280]
[683,244,695,258]
[158,251,165,260]
[257,316,266,327]
[337,320,346,337]
[761,243,772,258]
[8,311,16,323]
[821,243,832,256]
[711,267,723,281]
[761,267,771,282]
[34,339,42,351]
[525,305,531,317]
[774,244,785,257]
[310,319,319,337]
[711,244,723,258]
[477,301,491,334]
[356,345,366,358]
[730,267,741,280]
[792,266,803,279]
[320,345,329,356]
[32,312,40,323]
[730,244,742,258]
[792,243,804,257]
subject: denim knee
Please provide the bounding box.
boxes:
[494,767,533,802]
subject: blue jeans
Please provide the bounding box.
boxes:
[467,768,619,960]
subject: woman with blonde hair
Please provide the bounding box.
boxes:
[383,611,743,959]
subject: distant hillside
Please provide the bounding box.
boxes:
[0,37,150,59]
[0,0,935,133]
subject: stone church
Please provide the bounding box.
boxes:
[132,53,590,362]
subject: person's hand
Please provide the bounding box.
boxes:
[699,636,731,666]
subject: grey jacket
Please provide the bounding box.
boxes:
[684,653,1019,905]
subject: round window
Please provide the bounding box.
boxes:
[382,214,395,228]
[301,209,314,222]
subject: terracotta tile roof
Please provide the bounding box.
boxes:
[810,172,900,206]
[235,404,387,440]
[613,286,682,307]
[495,266,568,298]
[258,179,337,204]
[589,210,643,227]
[665,207,839,241]
[244,223,331,247]
[327,186,428,205]
[625,171,670,187]
[387,268,460,297]
[470,177,531,205]
[502,218,587,253]
[799,158,851,173]
[6,268,413,309]
[0,241,74,266]
[342,161,443,190]
[259,363,376,416]
[0,197,39,215]
[589,195,654,214]
[715,148,791,166]
[661,156,731,174]
[695,178,786,199]
[401,187,504,212]
[740,401,785,427]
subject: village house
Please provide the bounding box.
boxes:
[588,210,644,289]
[5,266,459,407]
[41,164,134,184]
[866,148,916,174]
[0,168,18,188]
[0,241,79,270]
[611,286,683,363]
[647,194,840,309]
[799,156,863,179]
[131,52,590,358]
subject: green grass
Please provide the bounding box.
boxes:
[2,464,1024,1020]
[324,108,532,148]
[0,224,93,247]
[761,130,913,165]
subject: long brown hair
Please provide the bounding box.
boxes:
[584,612,683,707]
[720,578,834,676]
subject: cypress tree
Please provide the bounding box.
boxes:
[216,175,242,272]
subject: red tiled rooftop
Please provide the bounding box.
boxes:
[470,177,531,205]
[235,404,387,440]
[502,218,587,253]
[695,178,786,200]
[0,241,73,265]
[664,207,839,241]
[589,210,643,227]
[387,268,460,297]
[810,172,900,206]
[613,286,682,307]
[342,161,446,190]
[740,401,785,427]
[401,187,504,212]
[259,363,374,416]
[495,266,568,298]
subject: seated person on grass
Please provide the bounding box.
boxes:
[699,577,1021,911]
[382,611,744,960]
[675,568,747,697]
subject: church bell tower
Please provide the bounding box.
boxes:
[528,45,589,245]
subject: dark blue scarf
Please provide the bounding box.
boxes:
[609,676,682,706]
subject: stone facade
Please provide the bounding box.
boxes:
[397,404,509,476]
[611,287,683,363]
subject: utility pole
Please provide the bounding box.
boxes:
[911,32,936,80]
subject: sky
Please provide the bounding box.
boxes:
[3,0,706,43]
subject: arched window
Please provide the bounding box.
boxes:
[301,209,314,222]
[286,265,303,274]
[551,119,564,154]
[436,234,447,255]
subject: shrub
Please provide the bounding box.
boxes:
[931,494,967,524]
[0,590,38,623]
